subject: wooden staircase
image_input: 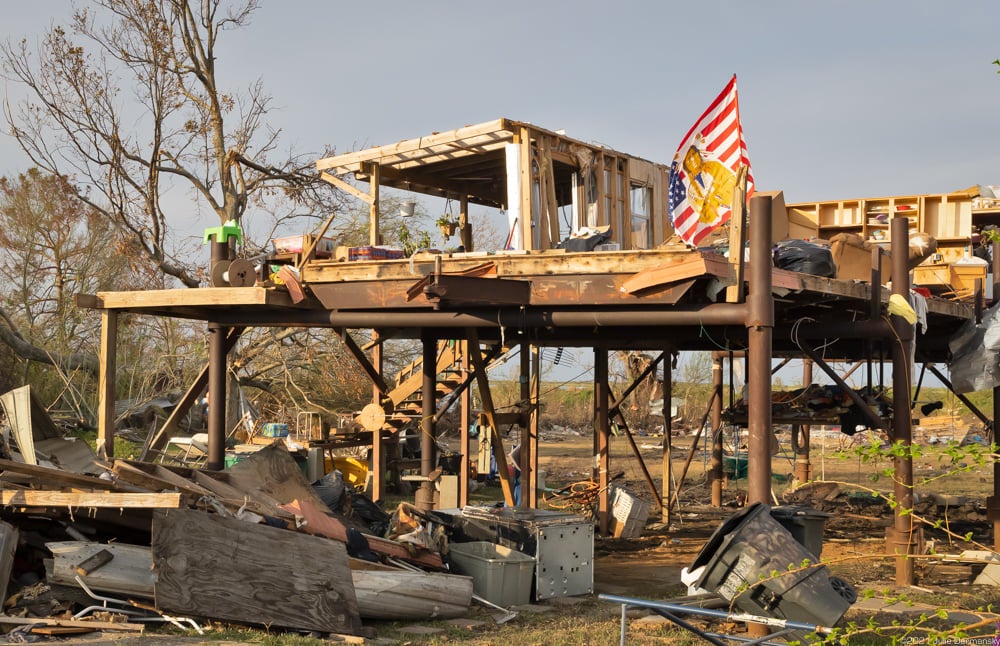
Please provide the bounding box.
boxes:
[378,340,467,433]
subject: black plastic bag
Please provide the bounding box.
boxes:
[773,239,836,278]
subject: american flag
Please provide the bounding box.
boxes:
[668,75,754,247]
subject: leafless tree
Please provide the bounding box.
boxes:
[2,0,341,288]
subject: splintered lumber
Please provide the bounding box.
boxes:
[0,521,17,606]
[47,541,156,599]
[152,508,362,635]
[352,569,473,620]
[0,458,133,492]
[2,490,183,509]
[0,616,142,632]
[280,499,445,570]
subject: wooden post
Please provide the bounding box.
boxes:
[459,196,473,252]
[366,162,381,247]
[529,345,541,508]
[518,127,533,251]
[468,330,514,506]
[97,309,118,460]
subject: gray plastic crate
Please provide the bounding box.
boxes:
[448,541,535,607]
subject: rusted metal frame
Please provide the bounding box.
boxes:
[415,332,437,511]
[608,352,666,417]
[371,331,384,503]
[431,344,504,424]
[206,237,232,471]
[746,194,775,506]
[669,388,722,512]
[797,345,889,432]
[992,239,1000,552]
[595,347,611,534]
[529,345,541,508]
[420,275,531,307]
[141,327,245,461]
[922,362,993,430]
[607,402,662,510]
[520,343,532,507]
[889,216,916,586]
[709,353,724,507]
[459,341,471,507]
[792,359,814,485]
[467,329,515,506]
[661,354,673,524]
[334,327,390,396]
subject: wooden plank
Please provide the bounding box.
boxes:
[0,459,131,492]
[73,548,114,575]
[320,171,374,204]
[0,616,142,632]
[2,490,183,509]
[111,460,215,498]
[0,522,16,607]
[97,309,117,459]
[621,254,710,294]
[84,287,312,311]
[47,541,156,599]
[316,118,509,171]
[278,499,445,570]
[152,508,362,635]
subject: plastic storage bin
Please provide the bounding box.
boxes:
[448,541,535,607]
[689,503,856,632]
[770,505,832,558]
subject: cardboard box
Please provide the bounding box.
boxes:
[829,232,937,284]
[272,235,336,258]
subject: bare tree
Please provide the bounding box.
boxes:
[2,0,340,288]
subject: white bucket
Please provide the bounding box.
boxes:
[400,200,416,218]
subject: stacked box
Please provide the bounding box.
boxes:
[272,235,336,258]
[348,246,405,261]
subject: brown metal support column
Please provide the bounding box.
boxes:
[206,237,230,471]
[416,333,437,511]
[992,240,1000,550]
[710,353,724,507]
[890,217,916,586]
[746,195,774,506]
[519,343,531,507]
[595,347,611,535]
[371,331,384,502]
[459,340,471,507]
[96,310,118,460]
[529,345,541,508]
[793,359,814,484]
[661,354,672,524]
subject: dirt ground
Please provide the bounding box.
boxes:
[12,423,1000,644]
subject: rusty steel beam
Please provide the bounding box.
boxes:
[416,332,437,511]
[710,353,724,507]
[889,216,916,586]
[206,237,231,471]
[993,239,1000,551]
[746,195,774,506]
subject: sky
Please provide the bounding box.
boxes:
[1,1,997,389]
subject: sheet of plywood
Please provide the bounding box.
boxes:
[152,508,362,635]
[0,522,17,606]
[224,441,329,511]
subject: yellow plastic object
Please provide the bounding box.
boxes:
[332,457,369,489]
[887,293,917,324]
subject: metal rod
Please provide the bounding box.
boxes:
[710,353,724,507]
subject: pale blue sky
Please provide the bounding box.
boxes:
[3,1,999,203]
[2,1,995,389]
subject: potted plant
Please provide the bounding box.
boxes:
[436,214,458,240]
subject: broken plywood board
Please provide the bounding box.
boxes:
[152,508,362,635]
[0,521,17,607]
[224,441,329,511]
[46,541,156,599]
[0,386,62,465]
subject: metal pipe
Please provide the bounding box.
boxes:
[710,353,724,507]
[662,353,673,523]
[206,238,230,471]
[992,239,1000,551]
[416,332,437,511]
[595,347,611,535]
[890,216,915,586]
[746,194,774,506]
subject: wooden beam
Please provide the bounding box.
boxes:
[316,119,509,171]
[0,459,131,491]
[1,491,184,508]
[468,330,514,506]
[320,171,374,205]
[0,616,142,632]
[97,309,117,460]
[336,328,390,395]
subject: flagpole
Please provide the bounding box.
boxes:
[726,165,750,303]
